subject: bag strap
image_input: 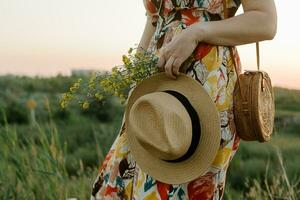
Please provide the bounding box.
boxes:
[222,0,260,71]
[256,42,260,70]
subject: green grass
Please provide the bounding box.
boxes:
[225,134,300,199]
[0,75,299,199]
[1,114,299,199]
[0,118,97,199]
[274,87,300,112]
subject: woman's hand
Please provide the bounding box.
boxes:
[157,25,203,79]
[156,0,277,80]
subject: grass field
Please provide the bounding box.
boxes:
[1,112,299,199]
[0,75,299,199]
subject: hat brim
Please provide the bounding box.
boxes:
[124,72,221,184]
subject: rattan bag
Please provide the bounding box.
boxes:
[231,46,275,142]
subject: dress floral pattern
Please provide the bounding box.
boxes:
[91,0,242,199]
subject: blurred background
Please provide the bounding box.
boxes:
[0,0,299,199]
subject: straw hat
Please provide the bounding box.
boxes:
[124,72,220,184]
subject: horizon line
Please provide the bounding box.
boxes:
[0,70,299,91]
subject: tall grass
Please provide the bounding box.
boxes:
[2,115,299,200]
[0,112,96,200]
[242,148,299,200]
[0,84,299,199]
[224,145,300,200]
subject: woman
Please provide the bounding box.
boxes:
[91,0,277,199]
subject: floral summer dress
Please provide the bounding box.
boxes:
[91,0,242,199]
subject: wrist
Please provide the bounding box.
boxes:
[189,22,209,43]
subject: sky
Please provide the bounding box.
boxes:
[0,0,299,89]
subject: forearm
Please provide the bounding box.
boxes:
[191,1,277,46]
[137,16,156,52]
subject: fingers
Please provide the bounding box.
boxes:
[157,47,182,79]
[172,57,183,76]
[164,56,177,79]
[157,53,165,72]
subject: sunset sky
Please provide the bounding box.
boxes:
[0,0,299,89]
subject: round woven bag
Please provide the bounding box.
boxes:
[233,70,275,142]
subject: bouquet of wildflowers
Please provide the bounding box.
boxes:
[60,47,159,110]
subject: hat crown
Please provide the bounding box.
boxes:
[129,92,192,161]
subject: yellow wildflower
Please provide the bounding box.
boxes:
[88,82,95,89]
[95,93,104,101]
[122,55,131,66]
[82,101,89,110]
[60,100,67,109]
